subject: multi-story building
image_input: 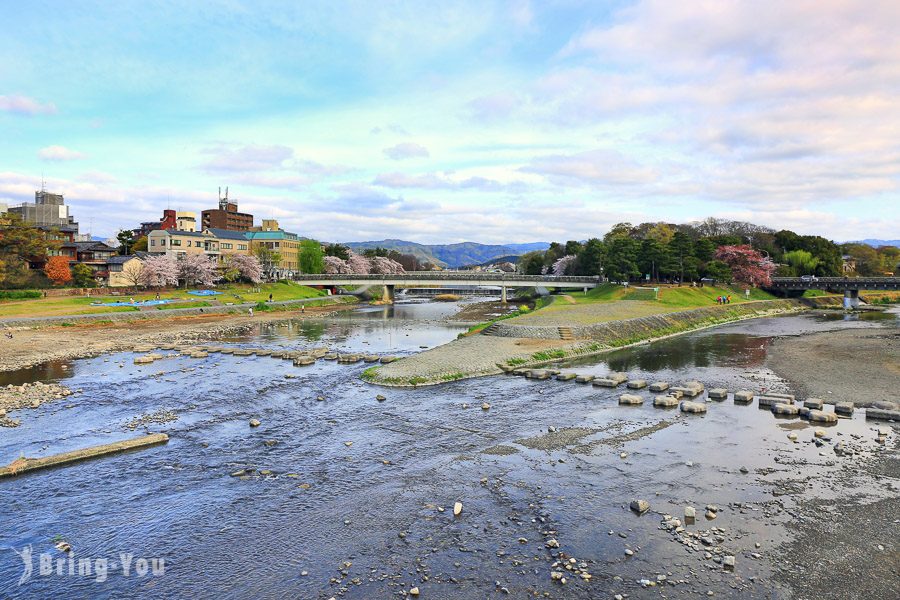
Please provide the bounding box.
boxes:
[9,189,80,234]
[245,219,300,278]
[147,228,250,259]
[135,209,198,238]
[201,188,253,231]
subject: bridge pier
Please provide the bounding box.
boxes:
[843,288,859,310]
[382,284,395,304]
[501,286,507,304]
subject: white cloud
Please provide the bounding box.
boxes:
[0,94,57,115]
[37,145,86,161]
[382,142,430,160]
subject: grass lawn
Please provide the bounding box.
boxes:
[514,283,780,326]
[0,280,326,319]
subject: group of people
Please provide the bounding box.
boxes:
[716,295,732,304]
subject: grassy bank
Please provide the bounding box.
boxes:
[0,281,326,319]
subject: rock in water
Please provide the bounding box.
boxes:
[453,501,463,516]
[808,410,837,424]
[376,394,386,402]
[630,499,650,514]
[249,418,261,427]
[481,402,491,410]
[684,506,696,519]
[409,587,420,596]
[680,401,707,414]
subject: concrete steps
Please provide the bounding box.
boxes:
[482,323,502,336]
[558,326,574,340]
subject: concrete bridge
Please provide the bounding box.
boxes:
[292,272,602,302]
[769,277,900,308]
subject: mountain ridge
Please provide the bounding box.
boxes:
[340,239,550,268]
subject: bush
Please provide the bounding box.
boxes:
[0,290,42,300]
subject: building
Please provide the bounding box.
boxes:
[135,209,197,238]
[106,255,145,287]
[147,228,249,259]
[9,189,80,234]
[245,219,300,278]
[201,188,253,231]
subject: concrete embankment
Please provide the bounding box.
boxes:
[0,433,169,478]
[367,299,807,386]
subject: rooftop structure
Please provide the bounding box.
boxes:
[9,188,80,233]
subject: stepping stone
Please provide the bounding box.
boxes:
[575,374,595,384]
[803,398,824,410]
[232,349,254,356]
[758,396,789,408]
[556,373,577,381]
[526,369,549,379]
[512,368,529,376]
[671,381,704,398]
[323,353,338,360]
[189,351,208,359]
[294,357,315,366]
[667,389,684,399]
[648,382,670,392]
[708,388,728,400]
[546,369,561,376]
[220,348,235,354]
[626,380,648,390]
[270,351,284,358]
[680,401,707,414]
[653,395,679,408]
[606,372,628,384]
[593,379,620,388]
[254,350,271,356]
[808,410,837,424]
[363,355,381,363]
[733,390,754,403]
[766,392,795,402]
[380,356,397,364]
[866,408,900,421]
[834,402,854,416]
[619,394,644,405]
[771,403,800,416]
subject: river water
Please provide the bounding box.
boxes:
[0,301,896,599]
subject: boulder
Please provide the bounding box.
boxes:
[771,403,800,416]
[453,501,463,516]
[648,382,670,392]
[808,410,838,424]
[803,398,824,410]
[249,418,261,427]
[708,388,729,400]
[575,374,595,384]
[626,380,648,390]
[619,394,644,405]
[630,499,650,514]
[680,401,707,414]
[733,390,754,403]
[653,395,679,408]
[834,402,854,416]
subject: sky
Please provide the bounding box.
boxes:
[1,0,899,244]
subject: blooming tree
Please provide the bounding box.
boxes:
[714,245,776,288]
[44,256,72,286]
[139,255,179,288]
[324,256,351,274]
[347,251,372,274]
[551,255,577,277]
[223,254,263,283]
[370,256,405,274]
[179,254,220,287]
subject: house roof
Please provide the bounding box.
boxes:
[106,255,137,265]
[245,230,298,240]
[207,228,250,240]
[72,241,115,251]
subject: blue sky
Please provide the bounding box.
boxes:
[1,0,898,243]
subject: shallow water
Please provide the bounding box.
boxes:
[0,303,895,599]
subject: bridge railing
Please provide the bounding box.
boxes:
[292,272,602,284]
[770,277,899,285]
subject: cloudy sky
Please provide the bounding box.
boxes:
[1,0,898,243]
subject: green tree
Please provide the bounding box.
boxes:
[254,245,282,278]
[324,243,350,260]
[604,222,635,243]
[132,236,148,252]
[575,238,605,276]
[668,231,695,284]
[638,238,668,282]
[604,237,640,282]
[299,239,325,274]
[0,214,58,288]
[693,238,716,262]
[564,240,583,256]
[704,260,732,282]
[116,229,135,255]
[71,263,95,287]
[782,250,820,277]
[518,251,545,275]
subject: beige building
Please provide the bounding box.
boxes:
[148,228,249,258]
[246,220,300,277]
[176,211,197,232]
[106,255,145,287]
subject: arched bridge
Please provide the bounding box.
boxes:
[769,277,900,308]
[292,272,602,302]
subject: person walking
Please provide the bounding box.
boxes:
[249,307,254,317]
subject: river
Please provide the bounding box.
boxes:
[0,300,896,599]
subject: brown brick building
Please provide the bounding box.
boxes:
[201,188,253,231]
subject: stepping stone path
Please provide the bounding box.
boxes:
[626,380,648,389]
[733,390,754,403]
[653,395,679,408]
[835,402,854,416]
[671,381,704,397]
[680,400,707,414]
[808,410,837,424]
[526,369,550,380]
[707,388,728,400]
[575,375,595,384]
[556,373,577,381]
[648,382,670,392]
[593,378,621,388]
[758,396,790,408]
[803,398,824,410]
[772,403,799,416]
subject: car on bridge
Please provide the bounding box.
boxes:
[800,275,818,282]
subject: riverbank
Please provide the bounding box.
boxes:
[367,298,807,386]
[0,297,357,373]
[767,326,900,406]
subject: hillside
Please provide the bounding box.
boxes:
[851,239,900,248]
[342,239,549,268]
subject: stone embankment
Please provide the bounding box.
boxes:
[367,299,806,386]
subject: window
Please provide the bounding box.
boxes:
[171,239,181,247]
[150,239,156,246]
[221,243,232,249]
[238,244,247,250]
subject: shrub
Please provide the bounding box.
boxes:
[0,290,41,300]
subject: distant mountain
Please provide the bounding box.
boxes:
[341,239,550,268]
[850,239,900,248]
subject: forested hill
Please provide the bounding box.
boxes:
[342,239,549,268]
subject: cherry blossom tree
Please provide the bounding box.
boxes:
[223,254,263,283]
[714,245,776,288]
[370,256,405,274]
[139,255,179,288]
[347,251,372,274]
[551,255,577,276]
[324,256,351,274]
[179,254,220,287]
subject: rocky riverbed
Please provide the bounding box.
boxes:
[0,381,74,427]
